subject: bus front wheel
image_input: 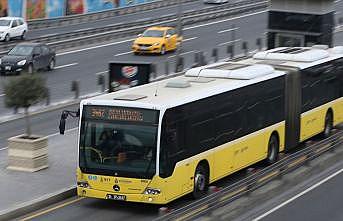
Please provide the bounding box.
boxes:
[192,164,209,199]
[265,134,279,165]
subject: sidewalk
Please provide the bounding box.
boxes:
[0,129,78,216]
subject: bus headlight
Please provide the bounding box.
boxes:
[77,181,91,188]
[144,188,161,195]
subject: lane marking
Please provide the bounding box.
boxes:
[183,37,198,42]
[217,38,241,46]
[94,70,108,75]
[183,10,267,31]
[40,33,60,37]
[0,127,78,151]
[56,38,135,56]
[114,51,132,56]
[21,197,84,221]
[0,93,5,97]
[168,50,196,59]
[218,27,239,34]
[54,63,78,69]
[252,168,343,221]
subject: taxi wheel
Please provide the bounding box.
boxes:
[160,45,166,55]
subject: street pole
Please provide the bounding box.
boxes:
[175,0,183,72]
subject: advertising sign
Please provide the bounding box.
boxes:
[86,0,121,12]
[8,0,23,17]
[109,62,151,92]
[48,0,64,18]
[66,0,84,15]
[0,0,8,17]
[27,0,46,19]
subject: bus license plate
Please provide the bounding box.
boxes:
[107,194,126,201]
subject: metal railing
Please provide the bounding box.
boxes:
[27,0,198,30]
[155,130,343,221]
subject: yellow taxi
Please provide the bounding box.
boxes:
[132,26,182,55]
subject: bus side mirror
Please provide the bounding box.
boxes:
[59,112,68,135]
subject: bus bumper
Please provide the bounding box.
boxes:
[77,187,166,204]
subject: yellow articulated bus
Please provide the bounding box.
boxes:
[69,46,342,204]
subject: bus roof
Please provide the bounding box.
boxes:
[248,45,343,69]
[84,63,285,111]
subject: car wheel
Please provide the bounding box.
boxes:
[160,45,166,55]
[4,34,10,42]
[21,31,26,40]
[48,59,55,71]
[27,64,34,74]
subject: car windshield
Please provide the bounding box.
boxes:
[142,30,164,37]
[0,20,11,26]
[79,106,159,179]
[8,45,34,56]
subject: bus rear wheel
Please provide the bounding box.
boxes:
[322,111,333,138]
[192,164,208,199]
[265,134,279,165]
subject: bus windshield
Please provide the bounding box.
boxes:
[79,106,159,179]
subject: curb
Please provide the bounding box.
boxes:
[0,186,77,221]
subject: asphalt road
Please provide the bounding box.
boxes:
[0,8,268,117]
[258,168,343,221]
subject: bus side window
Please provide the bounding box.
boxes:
[160,115,187,178]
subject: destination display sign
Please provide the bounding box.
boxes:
[83,106,158,123]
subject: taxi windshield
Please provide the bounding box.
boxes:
[142,30,164,37]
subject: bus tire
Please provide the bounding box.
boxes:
[265,134,279,165]
[192,163,209,199]
[322,111,333,138]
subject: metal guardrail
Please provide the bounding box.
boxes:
[155,129,343,221]
[0,0,268,55]
[27,0,198,30]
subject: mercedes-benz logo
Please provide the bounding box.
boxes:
[113,185,120,192]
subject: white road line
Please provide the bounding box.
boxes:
[40,33,60,38]
[105,22,123,27]
[56,38,135,56]
[183,10,267,31]
[54,63,78,69]
[252,168,343,221]
[114,51,132,56]
[218,27,239,34]
[183,37,198,42]
[0,94,5,97]
[168,50,196,59]
[217,39,241,46]
[0,127,79,151]
[94,70,108,75]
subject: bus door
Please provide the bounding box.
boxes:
[160,119,192,197]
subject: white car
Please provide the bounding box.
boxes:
[203,0,229,3]
[0,17,28,42]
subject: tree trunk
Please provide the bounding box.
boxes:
[24,107,31,137]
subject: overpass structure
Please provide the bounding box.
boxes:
[268,0,335,48]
